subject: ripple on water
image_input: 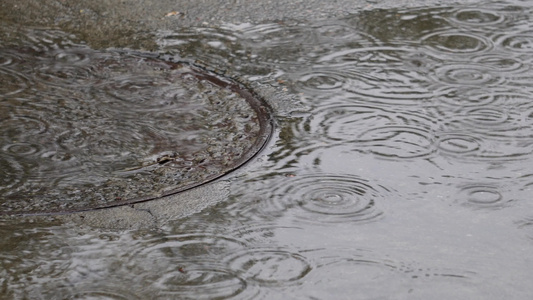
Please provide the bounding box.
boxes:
[301,249,476,298]
[456,184,510,209]
[132,233,248,262]
[299,104,437,160]
[431,63,503,87]
[69,289,142,300]
[437,131,533,162]
[294,69,346,94]
[472,53,528,74]
[420,30,492,56]
[438,134,481,155]
[436,88,529,108]
[450,7,506,27]
[224,248,312,286]
[128,233,255,299]
[315,48,435,105]
[34,48,93,88]
[153,268,249,299]
[307,104,437,159]
[0,68,31,97]
[495,29,533,54]
[247,173,385,224]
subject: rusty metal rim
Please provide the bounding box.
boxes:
[2,54,274,216]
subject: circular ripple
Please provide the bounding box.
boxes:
[225,248,311,285]
[356,125,435,159]
[0,68,31,97]
[313,22,365,43]
[438,134,481,155]
[154,268,247,299]
[295,70,345,93]
[128,233,253,299]
[317,48,436,105]
[432,64,501,87]
[451,8,505,26]
[0,114,49,136]
[130,233,249,267]
[461,107,510,128]
[421,31,492,55]
[70,289,142,300]
[256,174,385,224]
[300,105,396,142]
[2,142,40,156]
[436,88,528,107]
[496,30,533,53]
[456,184,509,209]
[472,54,527,73]
[300,105,437,159]
[437,130,533,161]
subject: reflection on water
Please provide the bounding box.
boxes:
[3,1,533,299]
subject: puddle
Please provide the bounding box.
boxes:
[0,26,272,215]
[2,0,533,299]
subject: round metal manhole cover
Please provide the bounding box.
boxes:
[0,48,272,216]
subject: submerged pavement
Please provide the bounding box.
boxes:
[0,0,485,229]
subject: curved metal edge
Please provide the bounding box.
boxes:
[1,58,275,217]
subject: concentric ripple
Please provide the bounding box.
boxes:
[225,248,312,286]
[300,249,476,298]
[69,288,142,300]
[127,233,255,299]
[315,48,436,105]
[456,184,510,209]
[496,30,533,53]
[437,131,533,162]
[450,8,505,27]
[420,30,492,55]
[431,64,502,87]
[252,173,385,224]
[299,104,437,159]
[153,268,248,299]
[0,68,31,97]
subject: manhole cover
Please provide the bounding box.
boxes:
[0,47,272,216]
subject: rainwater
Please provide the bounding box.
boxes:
[2,1,533,299]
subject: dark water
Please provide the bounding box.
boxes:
[2,1,533,299]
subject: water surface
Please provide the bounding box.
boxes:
[2,1,533,299]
